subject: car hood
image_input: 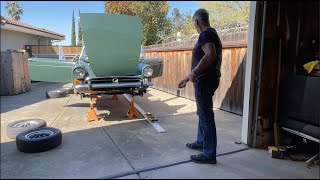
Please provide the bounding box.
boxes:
[79,13,142,77]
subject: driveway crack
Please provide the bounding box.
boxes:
[101,126,142,179]
[49,94,73,127]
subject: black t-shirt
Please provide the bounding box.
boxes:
[191,27,222,80]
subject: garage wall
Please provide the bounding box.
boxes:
[0,29,52,52]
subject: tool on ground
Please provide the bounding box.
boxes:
[145,112,158,122]
[268,145,295,159]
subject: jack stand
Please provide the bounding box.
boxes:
[123,94,165,133]
[127,96,139,119]
[111,94,118,100]
[86,95,99,122]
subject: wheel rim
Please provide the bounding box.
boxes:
[25,130,54,139]
[13,121,40,128]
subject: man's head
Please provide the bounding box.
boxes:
[192,8,210,33]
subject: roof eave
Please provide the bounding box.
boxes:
[2,24,65,40]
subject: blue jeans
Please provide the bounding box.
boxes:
[194,76,220,159]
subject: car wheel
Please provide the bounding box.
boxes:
[46,89,68,98]
[6,119,47,139]
[16,127,62,153]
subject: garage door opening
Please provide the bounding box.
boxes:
[244,1,319,162]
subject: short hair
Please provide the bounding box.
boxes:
[193,9,209,23]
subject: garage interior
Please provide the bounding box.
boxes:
[249,1,319,162]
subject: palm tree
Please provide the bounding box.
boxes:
[5,1,23,21]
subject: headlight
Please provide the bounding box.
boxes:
[142,65,153,78]
[73,67,86,79]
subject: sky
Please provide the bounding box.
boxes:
[1,1,201,45]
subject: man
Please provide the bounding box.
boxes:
[178,8,222,164]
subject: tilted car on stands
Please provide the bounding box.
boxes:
[28,13,163,98]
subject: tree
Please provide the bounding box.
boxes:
[77,10,83,46]
[104,1,134,15]
[5,1,23,21]
[71,10,76,46]
[170,8,185,35]
[104,1,171,45]
[200,1,250,30]
[180,10,196,37]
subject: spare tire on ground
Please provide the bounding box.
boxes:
[6,119,47,139]
[16,127,62,153]
[46,89,68,98]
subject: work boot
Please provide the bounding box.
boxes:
[190,153,217,164]
[186,142,203,152]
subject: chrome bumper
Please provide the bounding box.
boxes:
[74,81,153,94]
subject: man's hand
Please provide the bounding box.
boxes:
[178,77,189,89]
[188,69,198,82]
[178,69,199,88]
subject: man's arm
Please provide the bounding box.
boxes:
[192,42,217,77]
[178,42,218,88]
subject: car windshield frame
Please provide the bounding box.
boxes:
[79,46,89,62]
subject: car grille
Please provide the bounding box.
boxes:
[88,76,142,84]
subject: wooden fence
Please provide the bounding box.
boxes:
[28,45,83,60]
[0,52,31,95]
[30,45,83,55]
[144,43,247,115]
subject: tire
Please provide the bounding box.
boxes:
[6,119,47,139]
[46,89,68,98]
[16,127,62,153]
[58,87,74,94]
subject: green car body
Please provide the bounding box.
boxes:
[28,13,163,97]
[28,58,75,83]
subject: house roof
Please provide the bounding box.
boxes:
[1,16,65,39]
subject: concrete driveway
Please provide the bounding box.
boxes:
[1,82,318,179]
